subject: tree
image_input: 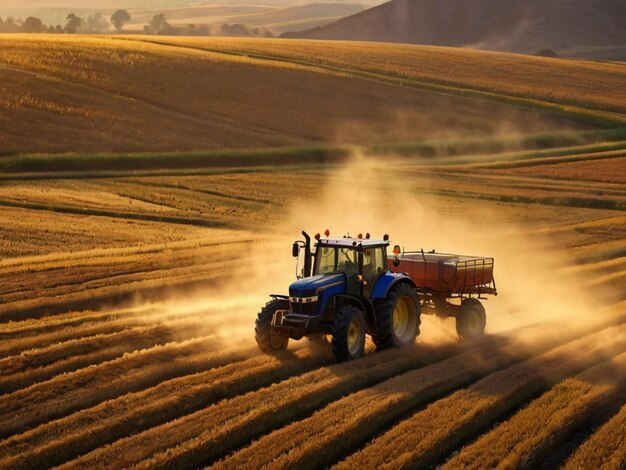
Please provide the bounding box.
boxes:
[110,9,131,32]
[0,16,21,33]
[23,16,45,33]
[220,23,250,37]
[65,13,83,34]
[144,13,176,35]
[85,13,109,33]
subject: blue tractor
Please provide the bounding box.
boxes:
[255,230,421,362]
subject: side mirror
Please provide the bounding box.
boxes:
[393,256,400,267]
[292,242,300,258]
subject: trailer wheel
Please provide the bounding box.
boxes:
[456,298,486,340]
[374,283,421,350]
[255,299,289,351]
[332,305,366,362]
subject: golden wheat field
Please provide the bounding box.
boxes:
[0,34,625,469]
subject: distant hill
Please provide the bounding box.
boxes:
[126,3,366,35]
[283,0,626,55]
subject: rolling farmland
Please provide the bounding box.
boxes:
[0,35,625,469]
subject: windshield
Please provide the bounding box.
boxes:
[314,246,358,276]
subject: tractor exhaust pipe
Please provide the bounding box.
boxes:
[302,231,312,278]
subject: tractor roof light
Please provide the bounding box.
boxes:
[357,233,363,239]
[383,234,390,241]
[365,233,370,239]
[315,233,321,240]
[324,229,330,237]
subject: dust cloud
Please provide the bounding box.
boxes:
[158,150,609,351]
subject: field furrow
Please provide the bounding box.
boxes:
[335,323,626,469]
[0,320,209,393]
[0,338,254,439]
[0,305,202,358]
[563,401,626,470]
[0,305,160,343]
[57,342,463,470]
[0,348,333,469]
[443,353,626,469]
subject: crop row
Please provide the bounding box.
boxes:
[57,341,463,469]
[0,336,254,439]
[0,347,332,469]
[0,319,211,394]
[211,322,625,470]
[0,302,202,358]
[59,307,626,469]
[0,259,239,323]
[335,323,626,469]
[563,400,626,469]
[444,352,626,469]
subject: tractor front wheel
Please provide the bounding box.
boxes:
[255,299,289,352]
[374,283,421,350]
[455,298,486,340]
[332,305,366,362]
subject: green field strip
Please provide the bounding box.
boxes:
[403,168,626,199]
[462,148,626,171]
[0,146,354,174]
[2,128,624,179]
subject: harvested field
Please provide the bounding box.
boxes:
[0,35,625,469]
[0,35,602,154]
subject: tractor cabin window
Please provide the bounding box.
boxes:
[314,247,359,276]
[363,247,385,281]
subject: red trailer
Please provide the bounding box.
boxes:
[388,247,497,340]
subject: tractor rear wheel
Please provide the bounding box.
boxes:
[456,298,486,340]
[374,283,421,350]
[332,305,366,362]
[255,299,289,351]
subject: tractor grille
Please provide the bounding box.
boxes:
[289,300,318,316]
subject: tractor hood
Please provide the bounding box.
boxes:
[289,273,345,299]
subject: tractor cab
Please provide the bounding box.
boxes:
[312,236,389,297]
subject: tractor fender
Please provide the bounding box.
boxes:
[330,294,376,326]
[370,271,416,300]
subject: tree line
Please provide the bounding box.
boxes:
[0,10,132,34]
[0,10,273,37]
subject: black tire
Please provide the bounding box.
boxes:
[255,298,289,351]
[332,305,366,362]
[456,298,487,340]
[374,283,421,350]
